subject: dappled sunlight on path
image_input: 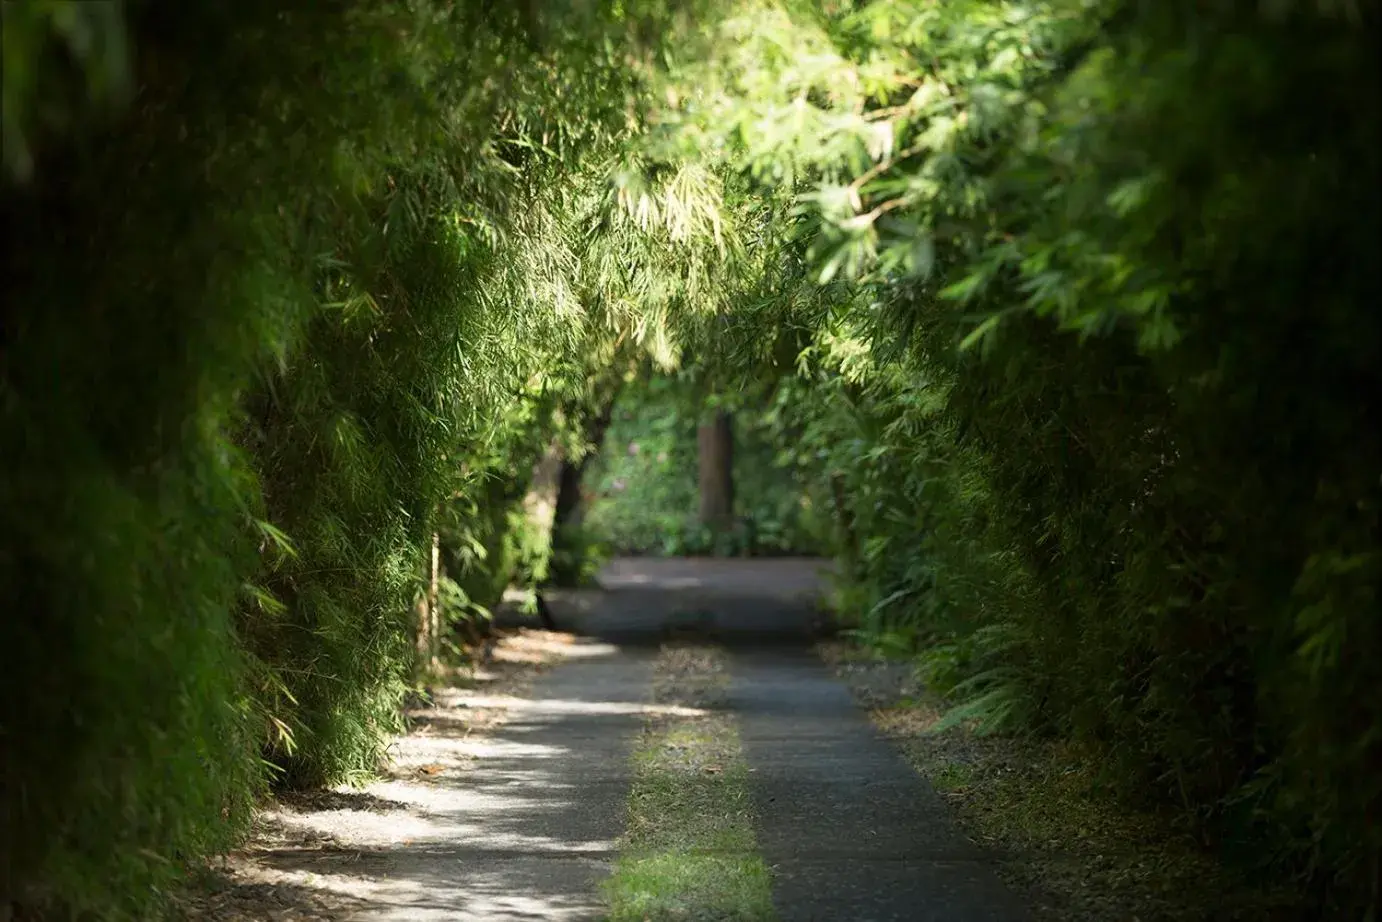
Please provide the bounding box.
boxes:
[190,631,653,921]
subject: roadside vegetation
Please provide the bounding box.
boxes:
[821,642,1306,922]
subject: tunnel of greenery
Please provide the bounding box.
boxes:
[580,370,830,558]
[1,0,1377,918]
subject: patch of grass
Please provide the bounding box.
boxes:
[604,644,777,922]
[930,762,974,794]
[608,853,775,922]
[651,643,730,708]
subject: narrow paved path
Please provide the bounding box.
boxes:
[342,649,653,920]
[219,639,652,922]
[732,649,1027,922]
[215,559,1026,920]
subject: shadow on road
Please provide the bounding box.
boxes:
[499,557,838,648]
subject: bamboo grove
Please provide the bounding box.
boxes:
[1,1,1377,918]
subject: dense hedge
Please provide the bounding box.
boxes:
[0,2,665,915]
[703,2,1380,911]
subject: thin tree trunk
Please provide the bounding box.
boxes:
[415,591,431,666]
[417,531,441,671]
[427,530,441,664]
[550,396,617,586]
[552,457,587,542]
[698,410,734,529]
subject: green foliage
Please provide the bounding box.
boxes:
[2,0,131,180]
[440,395,564,615]
[656,1,1379,912]
[0,0,685,915]
[1,0,1377,918]
[584,372,827,556]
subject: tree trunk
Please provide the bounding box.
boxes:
[427,530,441,661]
[415,591,431,666]
[698,410,734,529]
[523,443,564,554]
[552,455,588,542]
[549,396,617,586]
[416,530,441,671]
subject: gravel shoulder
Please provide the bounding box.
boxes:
[817,641,1303,922]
